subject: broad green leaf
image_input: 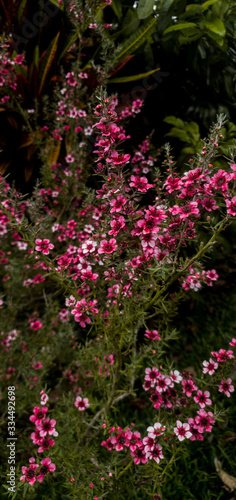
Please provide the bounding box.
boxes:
[163,22,197,35]
[114,17,157,63]
[201,0,220,12]
[182,146,196,154]
[188,121,199,134]
[212,1,228,18]
[39,32,60,95]
[137,0,155,20]
[121,9,140,37]
[158,0,175,32]
[165,128,191,142]
[164,116,185,128]
[108,67,160,83]
[110,0,122,20]
[17,0,27,23]
[186,3,201,11]
[178,32,201,44]
[203,18,226,37]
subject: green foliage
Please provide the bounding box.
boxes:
[164,116,201,154]
[137,0,156,20]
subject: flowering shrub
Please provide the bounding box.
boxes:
[0,2,236,499]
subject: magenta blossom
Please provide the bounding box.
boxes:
[37,457,56,483]
[194,390,212,408]
[29,406,48,425]
[202,358,218,375]
[20,457,39,486]
[218,378,234,397]
[74,396,90,411]
[174,421,192,441]
[35,238,54,255]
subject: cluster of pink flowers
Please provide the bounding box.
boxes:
[20,394,57,485]
[71,298,99,327]
[20,457,56,486]
[0,45,24,102]
[181,266,219,291]
[101,424,165,465]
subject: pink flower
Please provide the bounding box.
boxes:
[110,430,127,451]
[229,338,236,347]
[109,216,126,236]
[98,238,118,254]
[37,437,55,453]
[106,151,131,165]
[143,435,155,452]
[144,330,161,341]
[129,175,154,192]
[202,358,218,375]
[124,429,142,452]
[170,370,182,384]
[210,169,230,191]
[195,409,215,433]
[147,423,165,439]
[174,421,192,441]
[110,195,127,213]
[194,390,212,408]
[81,239,97,254]
[20,457,39,486]
[74,396,90,411]
[164,175,182,193]
[200,197,219,212]
[182,378,198,397]
[29,319,43,330]
[218,378,234,397]
[37,417,57,437]
[130,444,148,464]
[156,374,172,393]
[145,443,164,463]
[211,349,234,362]
[35,238,54,255]
[145,367,160,386]
[29,406,48,425]
[37,457,56,482]
[40,392,49,405]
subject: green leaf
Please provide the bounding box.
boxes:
[183,5,202,17]
[108,67,160,83]
[203,18,226,37]
[164,116,185,127]
[158,0,175,32]
[201,0,220,12]
[114,17,157,63]
[17,0,27,23]
[165,128,190,142]
[137,0,155,20]
[110,0,123,20]
[121,9,140,37]
[186,3,201,12]
[163,22,197,35]
[182,146,196,154]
